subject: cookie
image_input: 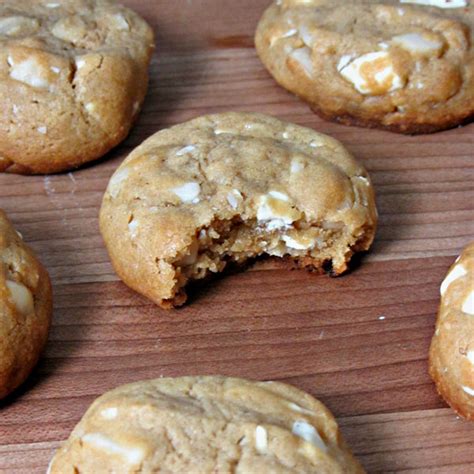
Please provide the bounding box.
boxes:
[99,112,377,308]
[429,242,474,420]
[0,0,154,174]
[48,375,365,473]
[0,210,52,399]
[255,0,474,134]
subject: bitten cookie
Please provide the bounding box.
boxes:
[100,112,377,308]
[48,376,365,473]
[430,242,474,420]
[0,0,154,174]
[255,0,474,134]
[0,210,52,399]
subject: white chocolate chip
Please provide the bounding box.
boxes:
[128,219,139,238]
[400,0,468,8]
[227,189,243,209]
[268,190,289,201]
[282,234,315,250]
[82,433,145,465]
[292,421,327,452]
[440,264,467,295]
[85,102,96,113]
[255,425,267,453]
[8,56,50,89]
[171,182,201,204]
[52,17,87,44]
[0,16,39,36]
[462,290,474,315]
[271,28,298,46]
[392,33,443,56]
[257,192,301,231]
[290,158,304,174]
[289,47,313,78]
[76,58,86,69]
[6,280,34,315]
[113,13,130,31]
[46,3,60,7]
[50,66,61,74]
[101,407,118,420]
[337,54,353,71]
[288,402,315,415]
[108,168,129,199]
[338,51,405,95]
[282,28,298,38]
[176,145,196,156]
[467,350,474,365]
[462,385,474,396]
[37,126,47,134]
[298,25,314,48]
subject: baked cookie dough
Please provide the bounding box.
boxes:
[100,112,377,308]
[48,376,365,473]
[255,0,474,134]
[0,0,154,174]
[0,210,52,399]
[430,242,474,420]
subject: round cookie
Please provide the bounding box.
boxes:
[255,0,474,134]
[430,242,474,420]
[0,0,154,174]
[48,376,365,473]
[0,210,52,399]
[99,112,377,308]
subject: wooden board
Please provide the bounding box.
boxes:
[1,1,474,472]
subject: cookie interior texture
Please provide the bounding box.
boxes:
[0,210,52,399]
[429,242,474,420]
[255,0,474,134]
[48,376,365,473]
[100,112,377,308]
[0,0,154,174]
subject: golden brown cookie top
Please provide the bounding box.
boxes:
[256,0,474,133]
[0,0,154,174]
[48,376,365,473]
[0,209,52,398]
[100,112,377,306]
[102,112,373,258]
[0,0,153,61]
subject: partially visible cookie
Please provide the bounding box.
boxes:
[99,112,377,308]
[430,242,474,420]
[0,210,52,399]
[48,376,365,473]
[255,0,474,134]
[0,0,154,174]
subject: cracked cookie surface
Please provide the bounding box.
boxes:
[0,210,52,399]
[255,0,474,134]
[99,112,377,308]
[48,376,365,473]
[0,0,154,174]
[430,242,474,420]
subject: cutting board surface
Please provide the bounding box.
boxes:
[1,1,474,472]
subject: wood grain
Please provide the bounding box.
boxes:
[1,1,474,472]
